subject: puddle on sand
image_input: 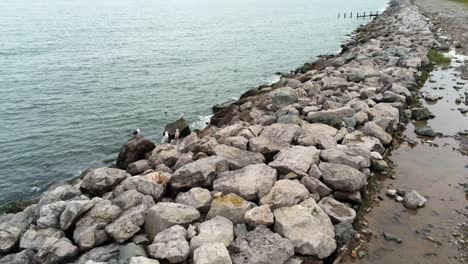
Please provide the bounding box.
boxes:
[341,50,468,264]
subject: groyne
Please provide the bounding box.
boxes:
[0,0,440,263]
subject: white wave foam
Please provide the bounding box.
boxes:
[191,115,212,130]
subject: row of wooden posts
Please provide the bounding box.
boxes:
[338,11,380,19]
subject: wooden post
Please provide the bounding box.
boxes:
[370,11,372,17]
[350,12,353,18]
[338,13,340,18]
[363,12,366,18]
[357,12,359,18]
[344,13,346,18]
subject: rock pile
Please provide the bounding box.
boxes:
[0,0,437,263]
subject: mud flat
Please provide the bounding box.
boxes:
[0,0,455,263]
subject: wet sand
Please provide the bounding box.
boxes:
[339,50,468,263]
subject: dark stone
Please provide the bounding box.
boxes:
[334,222,356,248]
[210,104,240,128]
[411,107,433,121]
[116,136,155,170]
[414,126,436,137]
[164,118,191,140]
[371,159,390,172]
[213,100,236,114]
[240,88,261,99]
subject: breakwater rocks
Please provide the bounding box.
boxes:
[0,0,438,263]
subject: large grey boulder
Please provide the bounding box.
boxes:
[319,162,367,192]
[297,123,337,149]
[60,198,95,230]
[75,243,120,264]
[0,248,35,264]
[366,103,400,130]
[34,237,79,264]
[170,156,229,191]
[229,225,294,264]
[145,203,200,241]
[307,107,355,128]
[361,121,392,145]
[193,243,232,264]
[248,123,301,155]
[175,187,213,212]
[127,160,151,175]
[37,201,67,229]
[260,179,309,209]
[319,147,370,170]
[149,144,182,168]
[106,199,154,243]
[342,131,385,154]
[190,216,234,252]
[271,87,298,110]
[0,209,35,254]
[213,144,265,170]
[81,168,128,196]
[148,225,190,263]
[213,164,277,201]
[118,242,147,262]
[112,190,146,211]
[219,136,249,150]
[274,199,336,258]
[113,172,171,201]
[269,146,320,178]
[148,225,189,263]
[73,198,122,250]
[36,185,81,212]
[206,194,256,224]
[20,225,64,251]
[244,205,274,229]
[318,196,356,224]
[300,176,332,197]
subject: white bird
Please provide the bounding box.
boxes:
[161,131,169,144]
[131,128,140,137]
[174,129,180,140]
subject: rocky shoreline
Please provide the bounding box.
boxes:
[0,0,442,263]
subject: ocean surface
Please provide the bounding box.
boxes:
[0,0,388,204]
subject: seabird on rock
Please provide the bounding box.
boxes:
[175,128,180,140]
[131,128,140,137]
[161,131,169,144]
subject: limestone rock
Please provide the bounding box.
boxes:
[193,243,232,264]
[34,237,79,264]
[229,225,294,264]
[213,164,277,201]
[271,87,298,110]
[73,199,122,250]
[297,123,338,149]
[149,144,182,168]
[175,187,213,212]
[81,168,128,196]
[148,225,189,263]
[119,242,147,262]
[274,200,336,258]
[342,131,385,154]
[114,172,171,201]
[145,203,200,241]
[317,196,356,224]
[244,205,274,229]
[190,216,234,252]
[127,160,151,176]
[361,121,392,146]
[20,225,64,251]
[60,198,94,230]
[106,201,154,243]
[129,257,160,264]
[319,162,367,192]
[0,249,35,264]
[206,194,256,224]
[300,176,332,197]
[319,147,370,170]
[260,179,309,209]
[213,144,265,170]
[307,107,355,128]
[170,156,229,191]
[75,243,120,264]
[269,145,320,178]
